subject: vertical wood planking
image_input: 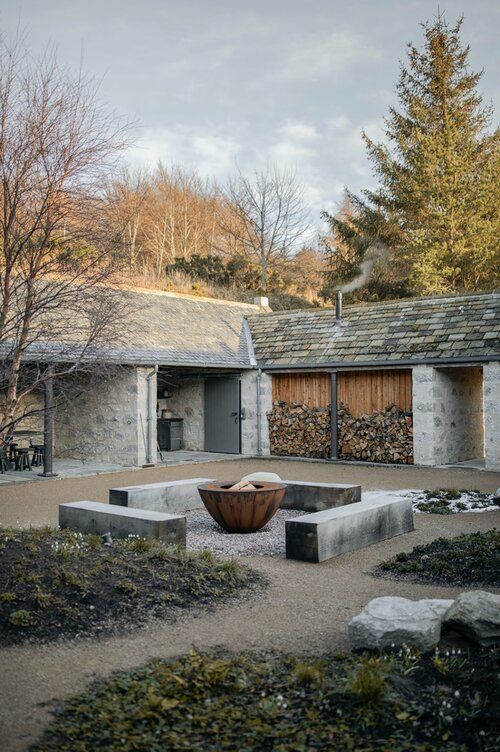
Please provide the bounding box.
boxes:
[272,370,412,416]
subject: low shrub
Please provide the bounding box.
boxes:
[0,528,260,646]
[378,530,500,586]
[31,647,499,751]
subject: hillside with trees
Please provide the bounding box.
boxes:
[2,14,497,331]
[103,15,498,308]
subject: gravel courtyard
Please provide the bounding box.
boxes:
[0,456,498,528]
[0,457,499,751]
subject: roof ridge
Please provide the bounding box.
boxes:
[111,284,261,310]
[246,290,499,318]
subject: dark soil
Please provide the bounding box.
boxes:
[0,528,260,647]
[31,646,499,751]
[376,530,500,586]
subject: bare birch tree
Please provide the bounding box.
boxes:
[105,167,150,269]
[222,166,309,291]
[0,35,131,448]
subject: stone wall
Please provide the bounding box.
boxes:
[0,390,44,441]
[166,376,204,451]
[55,366,156,466]
[413,365,484,465]
[484,361,500,471]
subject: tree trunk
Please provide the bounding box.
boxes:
[261,256,267,291]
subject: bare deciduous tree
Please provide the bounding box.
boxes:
[222,166,310,291]
[105,167,150,269]
[0,34,131,456]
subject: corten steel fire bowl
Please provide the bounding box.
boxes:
[197,481,286,534]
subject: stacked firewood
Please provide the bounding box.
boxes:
[267,400,413,464]
[267,401,331,458]
[338,402,413,464]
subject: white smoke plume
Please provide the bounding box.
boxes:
[340,242,389,294]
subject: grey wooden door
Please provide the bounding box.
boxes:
[204,377,240,453]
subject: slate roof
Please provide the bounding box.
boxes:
[109,290,259,368]
[247,292,500,369]
[8,289,260,369]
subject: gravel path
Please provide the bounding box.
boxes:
[186,508,307,557]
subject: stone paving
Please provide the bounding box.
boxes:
[0,451,240,485]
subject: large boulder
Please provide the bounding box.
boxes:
[241,472,282,483]
[443,590,500,647]
[348,596,453,653]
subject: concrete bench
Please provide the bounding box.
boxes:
[286,495,414,563]
[109,477,214,514]
[59,501,186,546]
[281,480,361,512]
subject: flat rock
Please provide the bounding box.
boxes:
[348,596,453,653]
[443,590,500,647]
[241,472,282,483]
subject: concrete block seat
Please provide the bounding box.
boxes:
[109,478,214,514]
[281,480,361,512]
[59,501,186,546]
[286,495,414,563]
[241,473,361,513]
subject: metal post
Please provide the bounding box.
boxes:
[330,371,338,460]
[145,365,158,466]
[39,365,57,477]
[256,369,262,456]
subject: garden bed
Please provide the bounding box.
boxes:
[0,528,260,647]
[31,647,499,751]
[409,488,498,514]
[376,530,500,587]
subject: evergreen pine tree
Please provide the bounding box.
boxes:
[323,15,499,297]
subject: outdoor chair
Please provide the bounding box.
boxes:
[30,443,44,467]
[14,447,32,471]
[8,442,18,462]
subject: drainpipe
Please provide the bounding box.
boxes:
[256,368,262,456]
[145,365,158,465]
[330,370,338,460]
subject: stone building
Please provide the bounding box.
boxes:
[4,289,500,470]
[248,291,500,471]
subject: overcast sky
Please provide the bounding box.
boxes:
[2,0,499,225]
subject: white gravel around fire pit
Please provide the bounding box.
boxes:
[186,508,307,557]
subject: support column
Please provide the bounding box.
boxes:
[330,371,338,460]
[411,365,436,466]
[484,362,500,471]
[39,365,57,477]
[240,370,271,456]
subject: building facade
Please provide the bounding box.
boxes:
[5,290,500,471]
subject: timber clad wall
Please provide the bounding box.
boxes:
[272,373,331,409]
[272,370,412,416]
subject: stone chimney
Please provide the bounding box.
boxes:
[254,296,271,311]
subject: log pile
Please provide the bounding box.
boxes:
[338,402,413,464]
[267,401,330,458]
[267,400,413,464]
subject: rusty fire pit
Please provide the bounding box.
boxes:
[197,480,286,533]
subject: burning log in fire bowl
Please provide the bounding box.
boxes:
[197,480,286,533]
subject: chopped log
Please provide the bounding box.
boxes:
[228,480,256,491]
[267,400,413,464]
